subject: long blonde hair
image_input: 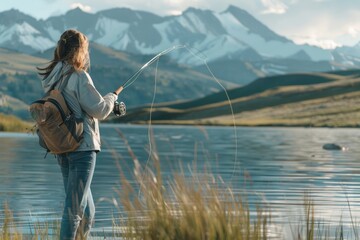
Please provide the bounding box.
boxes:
[37,29,90,79]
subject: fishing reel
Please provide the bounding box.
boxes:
[113,101,126,117]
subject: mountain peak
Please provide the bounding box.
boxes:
[66,7,92,16]
[0,8,30,18]
[224,5,289,43]
[179,6,226,36]
[224,4,251,17]
[70,6,83,12]
[99,7,162,23]
[288,50,312,61]
[183,7,202,14]
[182,6,216,15]
[226,5,245,13]
[0,8,38,26]
[3,8,21,14]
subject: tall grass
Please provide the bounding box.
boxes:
[109,129,267,240]
[288,194,360,240]
[1,203,21,240]
[114,156,270,240]
[0,202,60,240]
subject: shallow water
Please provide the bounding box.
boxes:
[1,124,360,238]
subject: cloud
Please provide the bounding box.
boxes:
[348,26,360,38]
[70,3,92,12]
[292,36,340,49]
[166,10,183,15]
[164,0,184,6]
[261,0,288,14]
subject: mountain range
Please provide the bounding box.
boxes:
[1,5,360,86]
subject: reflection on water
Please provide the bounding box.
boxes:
[1,124,360,237]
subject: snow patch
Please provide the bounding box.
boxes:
[20,34,54,51]
[176,12,209,35]
[215,11,248,34]
[44,25,62,41]
[144,21,181,54]
[178,35,247,65]
[112,33,131,50]
[94,17,129,46]
[261,64,287,75]
[0,22,54,51]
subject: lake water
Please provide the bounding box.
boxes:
[1,124,360,238]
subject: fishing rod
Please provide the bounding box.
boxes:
[112,45,186,116]
[114,45,186,93]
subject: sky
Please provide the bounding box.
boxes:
[1,0,360,49]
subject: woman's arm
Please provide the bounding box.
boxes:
[77,72,118,120]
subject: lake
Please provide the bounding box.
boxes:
[1,124,360,238]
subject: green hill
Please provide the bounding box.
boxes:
[0,48,46,74]
[113,70,360,127]
[0,44,236,120]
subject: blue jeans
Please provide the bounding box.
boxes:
[57,151,96,240]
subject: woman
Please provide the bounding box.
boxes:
[37,29,123,239]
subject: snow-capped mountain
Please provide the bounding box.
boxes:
[334,40,360,67]
[0,5,358,71]
[0,9,53,53]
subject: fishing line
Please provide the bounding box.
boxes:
[183,46,239,181]
[144,58,160,174]
[121,45,240,197]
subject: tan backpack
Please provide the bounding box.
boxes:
[29,75,83,155]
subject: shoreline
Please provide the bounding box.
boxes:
[2,120,360,134]
[109,119,360,128]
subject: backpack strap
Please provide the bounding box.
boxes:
[50,64,75,115]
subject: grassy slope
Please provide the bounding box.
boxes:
[116,70,360,127]
[0,113,32,132]
[0,48,47,74]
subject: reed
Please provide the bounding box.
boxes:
[110,129,270,240]
[1,202,21,240]
[114,163,270,239]
[0,202,60,240]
